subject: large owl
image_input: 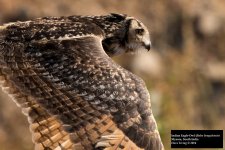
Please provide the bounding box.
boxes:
[0,13,164,150]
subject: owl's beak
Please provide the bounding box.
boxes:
[142,42,151,51]
[145,44,151,51]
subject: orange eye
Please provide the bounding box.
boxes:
[135,28,144,35]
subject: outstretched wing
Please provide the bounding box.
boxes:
[0,32,163,149]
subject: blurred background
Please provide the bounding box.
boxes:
[0,0,224,150]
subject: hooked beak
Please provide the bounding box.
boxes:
[142,42,151,51]
[145,44,151,51]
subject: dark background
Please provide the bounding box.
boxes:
[0,0,224,150]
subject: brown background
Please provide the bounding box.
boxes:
[0,0,225,150]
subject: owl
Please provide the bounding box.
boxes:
[0,13,164,150]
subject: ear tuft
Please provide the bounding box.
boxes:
[110,13,127,21]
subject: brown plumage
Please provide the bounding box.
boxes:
[0,14,163,150]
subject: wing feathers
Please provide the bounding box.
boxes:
[0,34,163,149]
[0,69,75,150]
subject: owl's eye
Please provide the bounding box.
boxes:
[135,28,144,35]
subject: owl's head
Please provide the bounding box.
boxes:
[102,13,151,56]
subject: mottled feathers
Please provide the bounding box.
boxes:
[0,14,163,150]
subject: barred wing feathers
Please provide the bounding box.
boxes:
[0,34,163,149]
